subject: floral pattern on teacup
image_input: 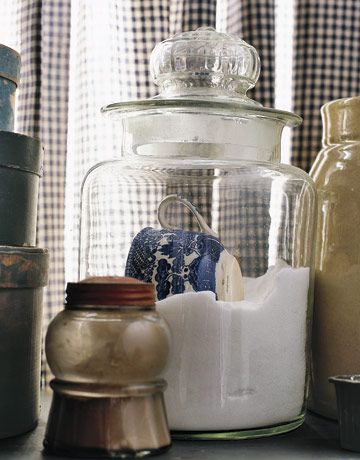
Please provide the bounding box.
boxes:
[125,227,224,300]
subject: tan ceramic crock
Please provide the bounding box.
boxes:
[310,96,360,419]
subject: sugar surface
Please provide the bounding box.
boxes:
[156,261,310,430]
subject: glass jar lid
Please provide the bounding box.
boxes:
[102,27,301,127]
[150,27,260,99]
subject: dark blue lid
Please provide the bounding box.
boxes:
[0,44,21,86]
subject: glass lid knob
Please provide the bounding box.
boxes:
[150,27,260,95]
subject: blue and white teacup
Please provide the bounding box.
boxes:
[125,195,244,301]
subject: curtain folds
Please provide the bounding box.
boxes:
[169,0,217,34]
[239,0,275,107]
[16,0,71,384]
[292,0,360,171]
[17,1,42,137]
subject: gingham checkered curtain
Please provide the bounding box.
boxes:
[217,0,275,106]
[15,0,71,385]
[238,0,275,107]
[217,0,276,277]
[292,0,360,171]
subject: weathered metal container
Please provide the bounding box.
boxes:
[0,132,42,246]
[0,246,49,438]
[0,45,20,131]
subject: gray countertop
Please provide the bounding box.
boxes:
[0,392,359,459]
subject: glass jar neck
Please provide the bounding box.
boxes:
[322,96,360,146]
[122,112,284,163]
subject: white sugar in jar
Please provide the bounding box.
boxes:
[157,261,310,434]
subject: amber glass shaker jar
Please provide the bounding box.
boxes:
[310,96,360,419]
[44,277,171,457]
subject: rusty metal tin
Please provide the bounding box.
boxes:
[0,246,49,439]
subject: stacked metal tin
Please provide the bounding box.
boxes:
[0,44,49,438]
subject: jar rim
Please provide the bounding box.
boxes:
[64,303,155,311]
[66,277,155,308]
[101,99,302,127]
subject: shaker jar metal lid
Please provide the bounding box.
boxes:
[66,276,155,308]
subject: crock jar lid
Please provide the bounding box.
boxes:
[66,276,155,308]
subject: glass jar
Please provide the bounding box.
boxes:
[309,97,360,419]
[79,28,316,439]
[44,277,171,458]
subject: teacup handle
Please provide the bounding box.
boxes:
[157,194,219,238]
